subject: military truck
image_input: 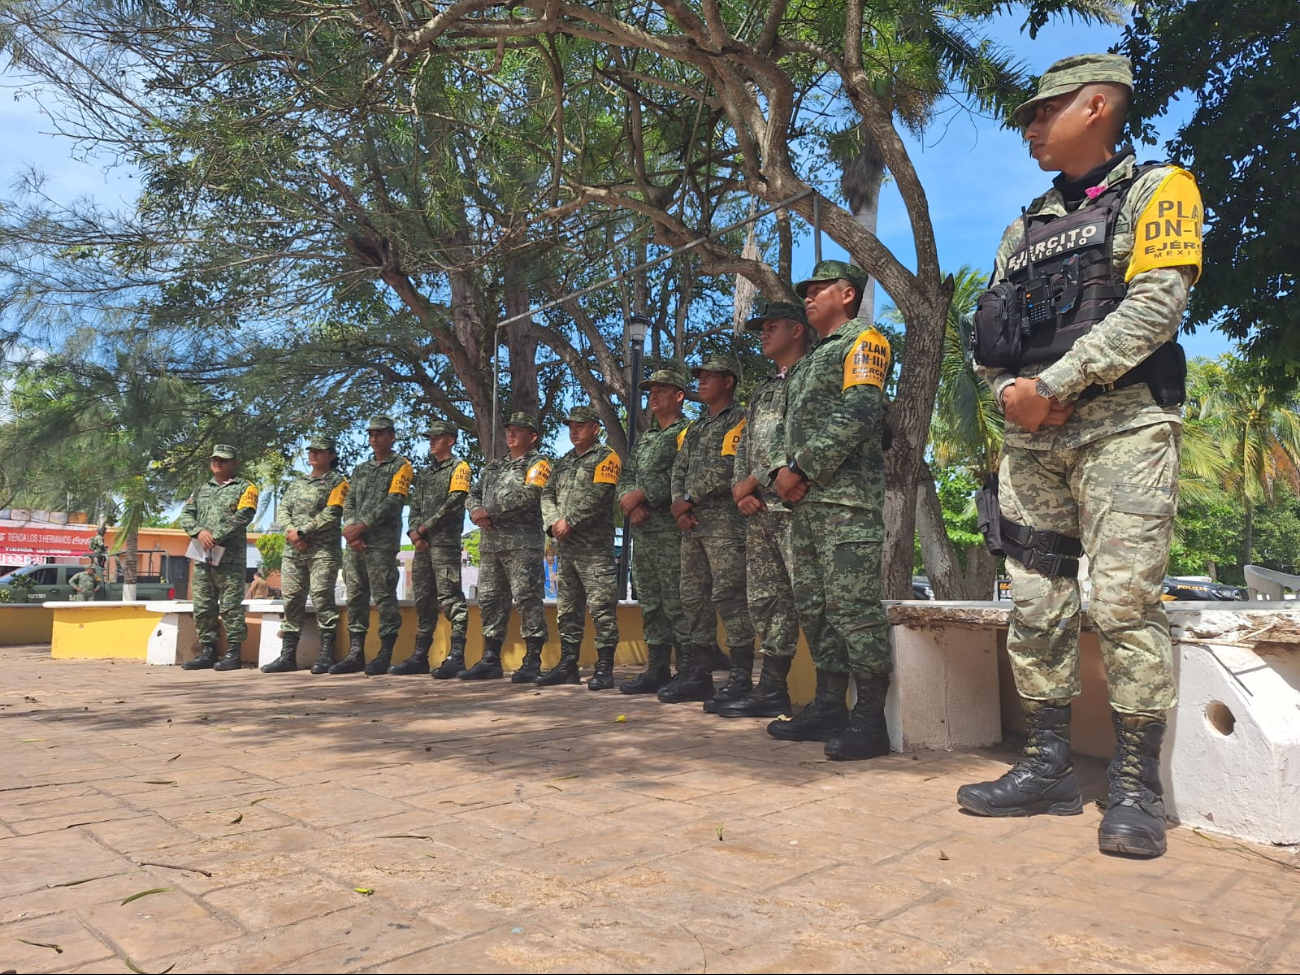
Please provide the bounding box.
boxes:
[0,551,188,602]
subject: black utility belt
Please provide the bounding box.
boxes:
[1073,372,1149,403]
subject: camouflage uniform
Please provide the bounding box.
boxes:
[774,315,891,677]
[469,443,551,643]
[408,452,472,640]
[542,425,621,648]
[671,361,754,653]
[279,468,348,636]
[88,532,107,570]
[179,468,259,647]
[734,369,798,659]
[618,399,691,649]
[69,568,102,602]
[976,152,1200,716]
[342,449,413,639]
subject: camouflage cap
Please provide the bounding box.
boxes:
[306,436,337,451]
[366,414,397,432]
[639,360,691,392]
[794,260,869,299]
[745,300,809,332]
[422,421,458,438]
[210,443,237,460]
[564,405,602,424]
[1013,53,1133,127]
[505,411,538,431]
[692,353,743,382]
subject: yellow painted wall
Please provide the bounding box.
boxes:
[0,605,55,646]
[50,606,161,660]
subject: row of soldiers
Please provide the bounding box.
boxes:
[175,259,895,762]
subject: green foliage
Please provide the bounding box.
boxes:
[255,533,285,574]
[1123,1,1299,392]
[462,529,480,567]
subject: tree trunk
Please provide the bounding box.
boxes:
[961,543,997,601]
[1243,499,1254,567]
[122,527,138,601]
[915,465,967,599]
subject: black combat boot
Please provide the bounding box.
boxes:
[432,635,467,679]
[825,674,891,760]
[310,631,336,674]
[182,644,219,671]
[1097,712,1168,858]
[719,654,793,718]
[261,632,300,673]
[620,643,672,694]
[512,637,545,683]
[705,644,731,672]
[213,643,243,671]
[459,637,503,680]
[588,645,616,691]
[703,646,754,714]
[536,641,581,686]
[329,634,367,674]
[657,645,715,704]
[365,634,397,675]
[390,634,432,675]
[956,700,1082,817]
[767,669,849,741]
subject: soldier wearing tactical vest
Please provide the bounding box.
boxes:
[179,444,260,672]
[398,421,473,678]
[665,353,756,705]
[262,436,349,675]
[463,411,553,682]
[539,405,622,689]
[771,262,893,760]
[616,362,693,694]
[332,415,414,676]
[962,55,1203,859]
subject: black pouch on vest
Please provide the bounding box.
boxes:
[975,474,1005,556]
[972,283,1025,369]
[1142,340,1187,407]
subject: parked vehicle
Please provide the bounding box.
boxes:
[0,554,185,602]
[1160,576,1248,602]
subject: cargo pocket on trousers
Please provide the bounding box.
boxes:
[1103,485,1177,607]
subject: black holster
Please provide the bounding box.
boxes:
[976,474,1082,578]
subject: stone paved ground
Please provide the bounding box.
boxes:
[2,643,1298,975]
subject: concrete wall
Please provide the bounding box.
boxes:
[0,604,55,646]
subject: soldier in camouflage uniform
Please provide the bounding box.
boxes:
[663,353,755,704]
[69,564,104,602]
[462,411,553,682]
[396,421,472,678]
[539,405,622,689]
[718,302,813,719]
[617,362,693,694]
[179,444,260,672]
[332,415,413,676]
[88,525,108,570]
[958,55,1202,859]
[262,436,349,675]
[771,261,893,760]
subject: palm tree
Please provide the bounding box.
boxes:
[1184,356,1300,566]
[836,0,1126,323]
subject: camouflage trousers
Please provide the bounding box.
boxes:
[412,545,469,640]
[1000,421,1180,715]
[281,552,340,635]
[192,560,247,647]
[679,529,754,651]
[343,546,402,639]
[479,547,548,642]
[556,544,619,648]
[70,592,93,602]
[632,529,688,647]
[746,506,798,658]
[791,502,889,677]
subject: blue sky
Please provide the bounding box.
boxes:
[0,9,1231,366]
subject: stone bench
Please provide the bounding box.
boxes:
[143,600,265,667]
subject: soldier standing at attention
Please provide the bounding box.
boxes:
[539,405,622,689]
[718,302,813,719]
[179,444,260,672]
[771,261,892,760]
[461,412,552,682]
[617,362,693,694]
[960,55,1202,859]
[396,421,472,678]
[262,436,349,675]
[88,524,108,570]
[331,415,413,676]
[663,353,755,705]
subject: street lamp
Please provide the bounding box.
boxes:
[620,312,652,600]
